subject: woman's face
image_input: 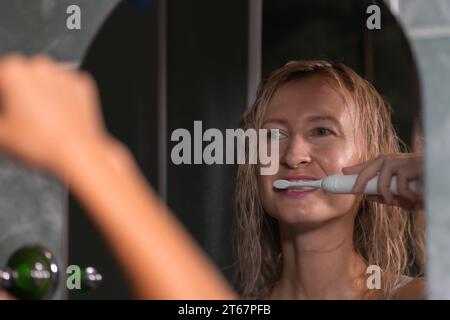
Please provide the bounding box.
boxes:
[259,75,362,225]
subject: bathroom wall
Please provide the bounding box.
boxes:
[391,0,450,299]
[0,0,120,299]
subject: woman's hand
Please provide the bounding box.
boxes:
[0,54,111,176]
[342,153,424,210]
[0,54,236,299]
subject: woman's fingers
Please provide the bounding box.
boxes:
[347,154,424,211]
[341,162,366,174]
[0,56,25,139]
[397,170,418,203]
[351,156,384,193]
[377,159,395,204]
[0,55,25,99]
[0,54,108,173]
[391,155,423,204]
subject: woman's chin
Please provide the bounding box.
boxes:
[270,209,335,225]
[268,203,345,226]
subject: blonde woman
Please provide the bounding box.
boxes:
[0,56,424,299]
[234,60,425,299]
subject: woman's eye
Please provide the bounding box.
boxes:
[312,127,334,137]
[267,129,287,140]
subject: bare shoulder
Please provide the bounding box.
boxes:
[393,277,426,300]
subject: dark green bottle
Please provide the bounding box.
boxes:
[0,245,59,300]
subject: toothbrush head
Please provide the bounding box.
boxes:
[273,179,291,189]
[273,179,322,190]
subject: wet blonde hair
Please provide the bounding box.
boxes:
[233,60,425,299]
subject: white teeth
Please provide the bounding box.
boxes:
[289,186,315,191]
[288,180,314,190]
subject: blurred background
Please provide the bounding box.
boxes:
[0,0,449,299]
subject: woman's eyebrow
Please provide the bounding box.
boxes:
[262,115,343,129]
[306,115,341,126]
[261,118,288,126]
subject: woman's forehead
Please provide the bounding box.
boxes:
[263,76,356,124]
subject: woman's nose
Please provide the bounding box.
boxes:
[281,136,312,169]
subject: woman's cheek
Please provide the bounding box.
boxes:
[321,145,359,173]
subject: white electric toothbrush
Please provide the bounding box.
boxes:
[273,174,421,195]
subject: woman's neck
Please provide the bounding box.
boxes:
[270,215,369,300]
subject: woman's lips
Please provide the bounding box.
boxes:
[282,175,319,181]
[281,188,318,197]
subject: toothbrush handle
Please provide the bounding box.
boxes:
[322,174,422,195]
